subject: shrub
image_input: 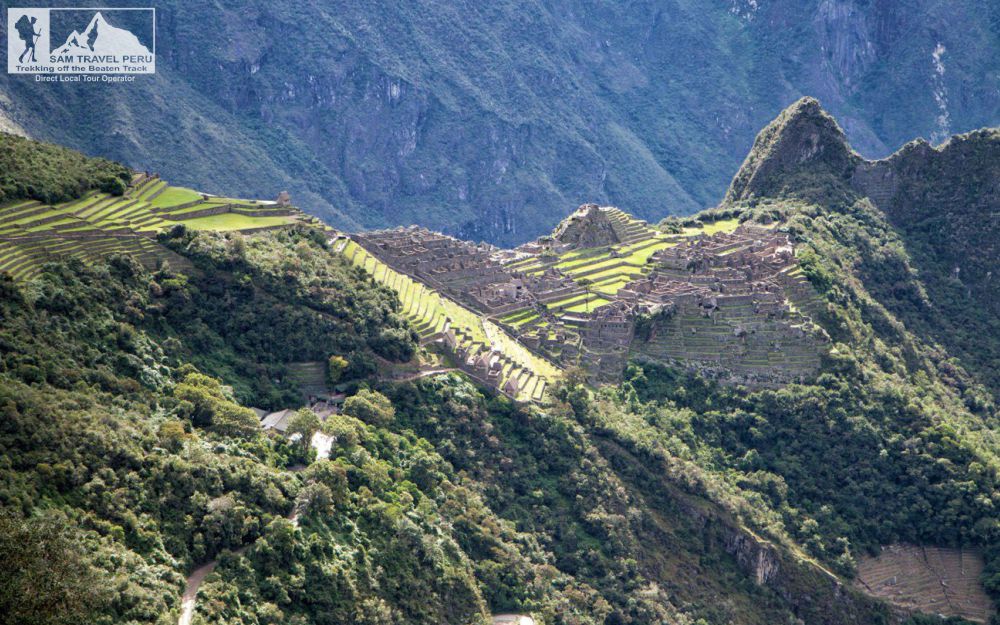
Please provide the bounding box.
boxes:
[341,389,395,427]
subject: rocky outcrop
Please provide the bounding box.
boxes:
[726,97,861,203]
[551,204,622,248]
[721,527,781,585]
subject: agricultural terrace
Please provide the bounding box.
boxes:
[334,206,821,397]
[0,173,302,281]
[679,217,741,237]
[337,237,560,403]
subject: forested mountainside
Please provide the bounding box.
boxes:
[2,105,1000,625]
[2,1,1000,244]
[728,96,1000,400]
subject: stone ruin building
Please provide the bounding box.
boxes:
[351,208,828,392]
[621,226,826,386]
[354,226,532,314]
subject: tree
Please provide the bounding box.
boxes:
[577,278,594,313]
[0,512,108,625]
[174,372,227,426]
[341,389,395,427]
[213,403,260,438]
[287,408,321,449]
[296,482,334,516]
[323,414,362,449]
[157,419,188,452]
[327,355,349,384]
[174,372,259,438]
[305,460,349,504]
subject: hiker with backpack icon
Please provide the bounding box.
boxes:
[15,14,41,64]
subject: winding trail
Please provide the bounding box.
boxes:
[178,560,217,625]
[387,367,456,382]
[176,433,320,625]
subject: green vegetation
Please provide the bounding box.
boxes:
[0,511,109,625]
[0,134,309,284]
[4,238,862,625]
[563,296,612,314]
[545,229,675,300]
[0,132,131,204]
[341,388,396,426]
[0,163,303,283]
[3,196,997,624]
[5,101,1000,624]
[147,185,204,208]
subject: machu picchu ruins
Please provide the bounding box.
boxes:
[2,171,829,405]
[337,204,828,402]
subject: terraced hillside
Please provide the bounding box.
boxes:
[0,173,304,281]
[1,182,815,404]
[335,204,825,396]
[856,545,994,623]
[494,213,686,371]
[336,236,559,403]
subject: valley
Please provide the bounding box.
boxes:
[4,2,1000,245]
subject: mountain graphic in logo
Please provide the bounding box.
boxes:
[52,11,151,56]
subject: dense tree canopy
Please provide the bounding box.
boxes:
[1,191,999,624]
[0,132,131,204]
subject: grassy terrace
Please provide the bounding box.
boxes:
[340,238,560,402]
[498,308,541,328]
[0,175,301,282]
[519,231,678,301]
[680,217,740,237]
[591,274,635,295]
[545,291,612,313]
[512,218,740,302]
[181,214,294,231]
[563,296,612,314]
[148,185,203,207]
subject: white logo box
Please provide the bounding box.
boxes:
[8,7,155,74]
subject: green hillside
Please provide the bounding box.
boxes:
[0,228,895,625]
[3,115,1000,625]
[0,132,131,204]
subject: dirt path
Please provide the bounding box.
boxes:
[177,435,318,625]
[387,367,456,382]
[178,560,218,625]
[492,615,536,625]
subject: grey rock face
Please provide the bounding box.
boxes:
[1,0,998,245]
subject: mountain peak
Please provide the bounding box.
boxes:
[85,11,110,32]
[52,10,151,56]
[726,97,858,203]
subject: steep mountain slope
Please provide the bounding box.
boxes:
[729,96,1000,397]
[4,115,1000,624]
[0,141,892,625]
[2,1,999,244]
